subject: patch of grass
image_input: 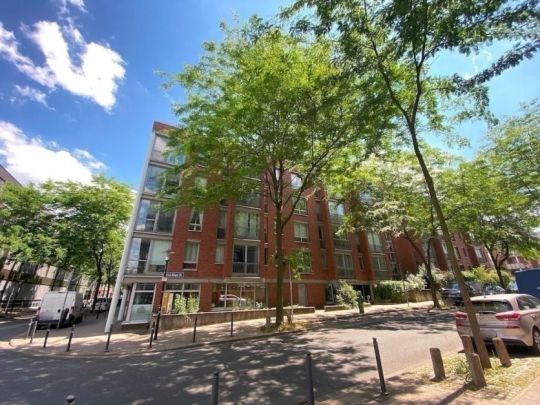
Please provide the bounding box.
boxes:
[259,321,308,333]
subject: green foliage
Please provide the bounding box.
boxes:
[461,267,511,287]
[405,272,426,291]
[173,295,187,314]
[335,280,358,308]
[374,281,407,303]
[186,296,199,314]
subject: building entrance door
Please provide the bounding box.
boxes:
[298,284,307,306]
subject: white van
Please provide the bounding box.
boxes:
[36,291,84,328]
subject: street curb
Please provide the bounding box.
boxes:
[6,305,446,359]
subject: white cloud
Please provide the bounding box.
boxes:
[56,0,87,14]
[0,21,125,111]
[0,121,106,185]
[11,84,53,109]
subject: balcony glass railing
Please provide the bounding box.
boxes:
[232,263,259,275]
[234,226,259,240]
[333,239,350,250]
[337,268,354,278]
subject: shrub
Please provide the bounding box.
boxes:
[405,272,426,291]
[173,296,187,314]
[374,281,407,303]
[335,280,358,308]
[462,266,511,286]
[186,296,199,313]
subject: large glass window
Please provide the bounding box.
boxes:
[291,173,302,189]
[127,238,171,274]
[215,243,225,264]
[333,225,350,250]
[144,165,178,195]
[336,253,354,278]
[234,211,259,239]
[294,197,308,215]
[237,190,260,208]
[233,244,259,275]
[130,283,155,321]
[183,241,200,270]
[367,232,384,253]
[217,210,227,239]
[328,201,344,223]
[161,283,200,314]
[212,283,266,309]
[294,222,309,242]
[151,134,185,165]
[188,209,203,231]
[372,255,389,279]
[136,199,174,233]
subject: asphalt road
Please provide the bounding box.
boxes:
[0,310,461,405]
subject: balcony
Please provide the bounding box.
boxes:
[333,239,351,250]
[337,268,354,279]
[232,263,259,275]
[237,194,261,208]
[234,226,259,240]
[329,214,343,223]
[217,228,226,239]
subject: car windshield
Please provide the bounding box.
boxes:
[472,300,513,314]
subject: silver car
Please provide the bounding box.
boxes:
[455,294,540,355]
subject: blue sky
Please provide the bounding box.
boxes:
[0,0,538,188]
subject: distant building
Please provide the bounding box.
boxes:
[0,164,21,187]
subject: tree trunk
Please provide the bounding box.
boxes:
[409,127,492,369]
[425,239,441,309]
[91,270,102,312]
[275,212,285,326]
[485,242,508,289]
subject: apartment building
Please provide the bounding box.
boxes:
[112,122,494,326]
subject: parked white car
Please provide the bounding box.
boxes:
[219,294,247,305]
[455,294,540,355]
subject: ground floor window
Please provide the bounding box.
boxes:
[130,283,155,321]
[162,283,200,314]
[212,283,266,310]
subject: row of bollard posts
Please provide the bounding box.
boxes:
[43,325,51,349]
[372,337,388,396]
[149,321,155,349]
[192,315,198,343]
[105,324,113,352]
[230,312,234,337]
[154,310,161,341]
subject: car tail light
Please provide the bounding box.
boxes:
[455,311,467,326]
[495,311,521,328]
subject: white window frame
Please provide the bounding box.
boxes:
[188,208,203,231]
[183,241,200,271]
[294,222,309,243]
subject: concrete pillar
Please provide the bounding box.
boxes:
[430,348,446,380]
[466,353,486,388]
[492,337,511,367]
[117,286,129,321]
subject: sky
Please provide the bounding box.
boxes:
[0,0,538,189]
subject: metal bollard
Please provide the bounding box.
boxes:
[230,312,234,337]
[148,322,155,349]
[192,315,198,343]
[43,325,51,349]
[306,352,315,405]
[105,324,113,352]
[154,310,161,341]
[30,322,37,344]
[96,310,100,320]
[26,319,35,339]
[65,394,75,404]
[211,371,219,405]
[372,337,388,395]
[66,325,75,352]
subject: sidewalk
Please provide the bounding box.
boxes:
[4,301,435,357]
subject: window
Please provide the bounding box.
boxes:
[144,165,178,195]
[183,241,200,270]
[234,211,259,239]
[320,251,328,269]
[372,255,389,279]
[517,296,540,310]
[454,247,461,260]
[291,173,302,189]
[148,240,171,272]
[188,209,203,231]
[215,243,225,264]
[130,283,155,321]
[328,201,344,222]
[136,199,175,233]
[127,238,150,274]
[237,190,260,208]
[367,232,384,253]
[294,197,308,215]
[294,222,309,243]
[162,283,200,314]
[333,225,349,250]
[217,210,227,239]
[151,134,185,165]
[232,244,259,275]
[336,253,354,278]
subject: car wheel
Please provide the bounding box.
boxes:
[532,328,540,356]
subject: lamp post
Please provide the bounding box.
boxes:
[154,252,174,340]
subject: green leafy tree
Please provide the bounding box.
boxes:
[53,176,132,311]
[164,20,391,325]
[285,0,539,369]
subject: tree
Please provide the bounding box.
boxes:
[164,19,391,325]
[332,148,456,308]
[444,159,539,288]
[284,0,539,368]
[53,177,132,311]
